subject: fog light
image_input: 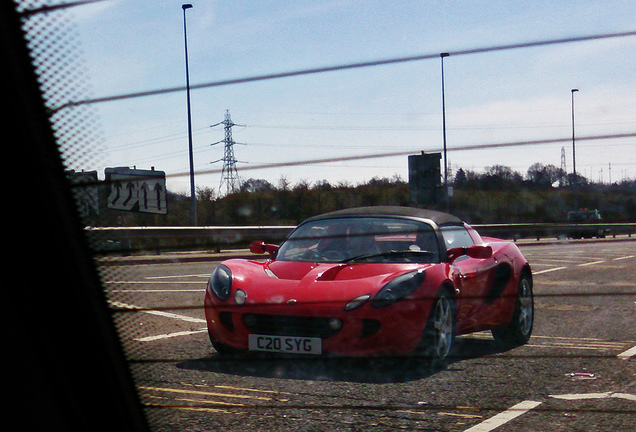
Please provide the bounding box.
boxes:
[328,318,343,330]
[244,314,257,327]
[234,289,247,305]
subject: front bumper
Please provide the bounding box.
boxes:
[204,290,432,356]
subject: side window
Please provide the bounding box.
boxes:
[441,226,475,249]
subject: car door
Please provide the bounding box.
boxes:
[442,226,499,333]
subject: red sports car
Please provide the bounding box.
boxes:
[204,206,533,363]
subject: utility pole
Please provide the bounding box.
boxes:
[440,53,450,212]
[571,88,579,210]
[182,4,197,225]
[211,110,244,196]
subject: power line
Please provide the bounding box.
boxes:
[166,132,636,180]
[50,30,636,112]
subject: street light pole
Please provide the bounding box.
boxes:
[440,53,450,212]
[571,88,579,210]
[182,3,197,226]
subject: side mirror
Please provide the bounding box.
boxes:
[447,244,492,262]
[249,240,279,256]
[467,244,493,259]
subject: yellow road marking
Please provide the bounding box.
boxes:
[437,412,483,419]
[176,406,240,414]
[139,386,274,401]
[213,384,292,396]
[175,397,247,407]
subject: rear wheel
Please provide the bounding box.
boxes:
[492,272,534,347]
[418,290,456,367]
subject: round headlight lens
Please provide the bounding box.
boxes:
[234,289,247,305]
[209,264,232,301]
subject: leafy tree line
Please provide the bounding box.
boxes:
[92,163,635,227]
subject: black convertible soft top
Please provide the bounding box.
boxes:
[304,206,464,227]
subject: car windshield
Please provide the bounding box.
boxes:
[276,217,440,263]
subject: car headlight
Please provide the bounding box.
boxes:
[372,270,426,308]
[209,264,232,301]
[344,294,371,311]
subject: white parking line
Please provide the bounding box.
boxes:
[462,400,542,432]
[109,289,204,293]
[136,329,207,342]
[104,281,205,292]
[144,274,210,279]
[104,280,203,284]
[141,309,206,323]
[550,392,636,401]
[613,255,635,261]
[530,259,580,264]
[577,260,605,267]
[533,267,568,275]
[618,345,636,360]
[109,301,208,342]
[108,300,206,323]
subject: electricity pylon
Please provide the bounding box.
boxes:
[560,146,567,186]
[210,110,245,195]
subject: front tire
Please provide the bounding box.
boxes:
[492,272,534,347]
[418,290,456,367]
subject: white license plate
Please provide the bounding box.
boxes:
[248,334,322,355]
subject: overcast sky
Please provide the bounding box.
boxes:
[64,0,636,194]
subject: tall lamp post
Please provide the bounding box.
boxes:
[571,88,579,210]
[182,3,197,225]
[440,53,450,212]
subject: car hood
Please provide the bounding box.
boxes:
[224,259,430,306]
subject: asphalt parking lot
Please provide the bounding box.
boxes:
[98,237,635,431]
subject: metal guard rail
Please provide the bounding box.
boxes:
[85,223,635,254]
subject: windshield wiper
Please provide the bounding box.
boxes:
[341,250,435,263]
